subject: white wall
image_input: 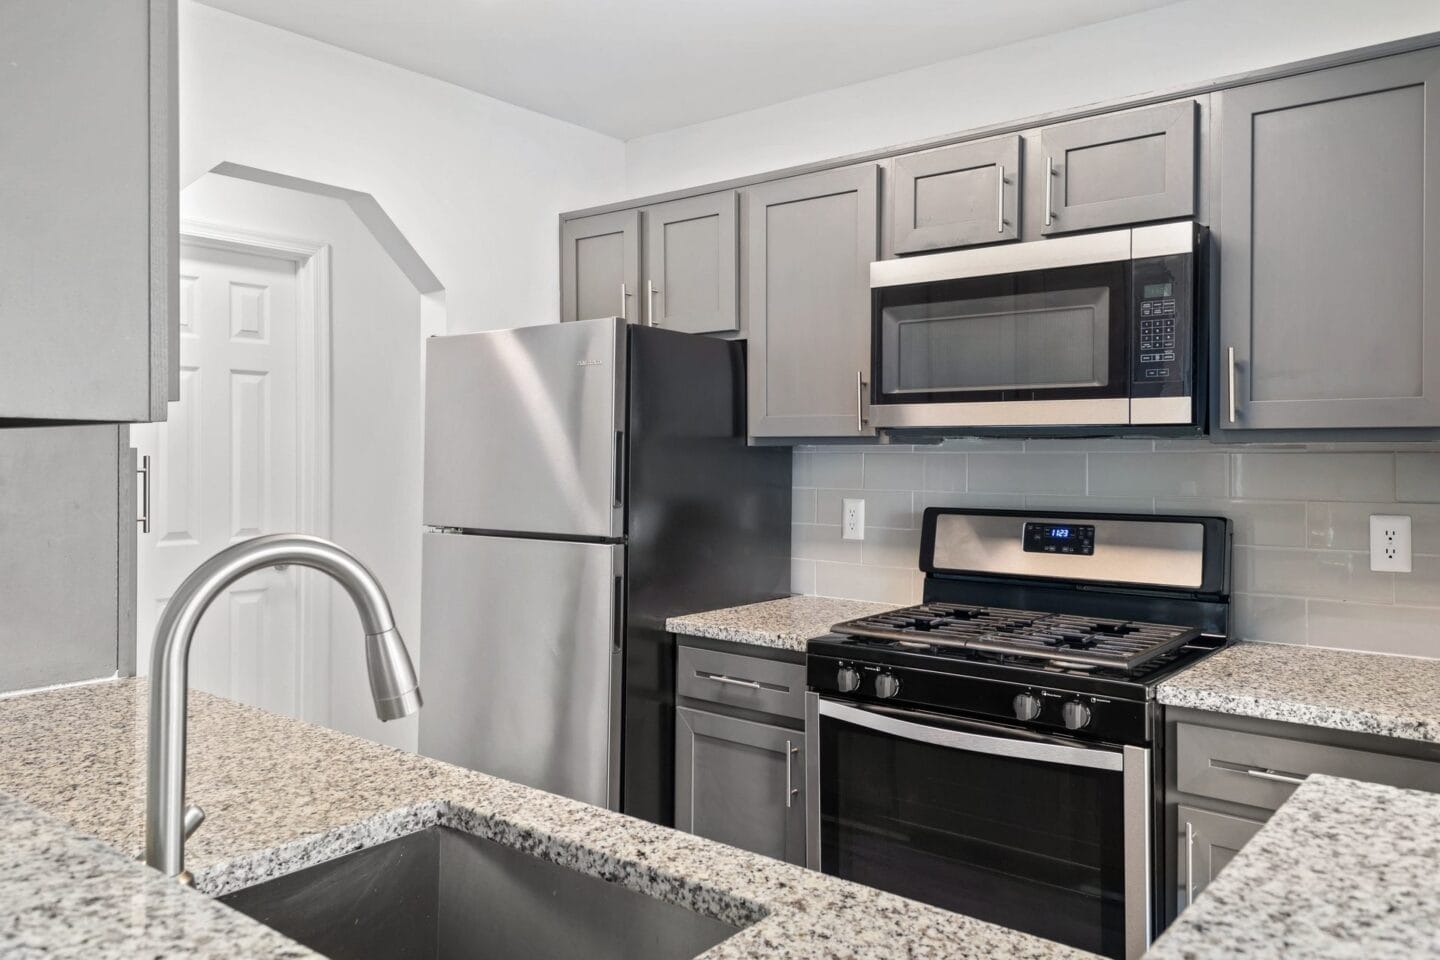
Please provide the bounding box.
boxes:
[181,0,626,335]
[625,0,1440,196]
[181,174,425,749]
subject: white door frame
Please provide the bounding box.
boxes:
[178,219,334,723]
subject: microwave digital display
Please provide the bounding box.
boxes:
[1142,282,1174,299]
[1023,522,1095,555]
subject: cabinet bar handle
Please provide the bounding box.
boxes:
[785,740,797,808]
[647,280,659,327]
[1227,346,1238,424]
[137,455,151,534]
[1044,156,1055,227]
[856,371,867,433]
[1244,767,1306,786]
[996,164,1006,233]
[697,671,761,690]
[619,283,629,321]
[1185,821,1196,906]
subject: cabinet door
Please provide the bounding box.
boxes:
[1217,49,1440,429]
[1039,100,1196,235]
[561,210,642,324]
[1175,805,1264,911]
[0,426,135,693]
[0,0,178,422]
[889,135,1020,254]
[643,192,739,335]
[744,165,879,439]
[675,706,805,865]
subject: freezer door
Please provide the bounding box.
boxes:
[419,532,623,810]
[424,318,625,539]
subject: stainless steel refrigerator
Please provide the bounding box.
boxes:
[419,317,791,825]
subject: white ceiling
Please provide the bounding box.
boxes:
[194,0,1182,140]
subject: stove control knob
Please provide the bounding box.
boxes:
[836,666,861,693]
[1012,693,1042,721]
[874,673,901,700]
[1062,700,1093,731]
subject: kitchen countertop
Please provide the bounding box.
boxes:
[666,595,899,651]
[1157,641,1440,743]
[0,678,1094,959]
[1146,774,1440,959]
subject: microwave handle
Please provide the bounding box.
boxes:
[817,698,1122,772]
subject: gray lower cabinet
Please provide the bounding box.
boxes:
[743,165,879,439]
[0,425,136,693]
[1038,100,1196,236]
[0,0,178,422]
[561,209,642,324]
[888,135,1020,254]
[1216,47,1440,430]
[643,192,739,335]
[1175,805,1263,910]
[675,705,806,865]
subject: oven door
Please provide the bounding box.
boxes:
[806,695,1150,960]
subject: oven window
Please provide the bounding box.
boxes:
[820,710,1127,958]
[874,262,1128,404]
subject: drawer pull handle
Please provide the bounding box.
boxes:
[698,671,761,690]
[1244,767,1306,786]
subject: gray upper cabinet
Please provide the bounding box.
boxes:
[642,192,739,335]
[888,135,1020,255]
[0,425,135,693]
[561,209,641,324]
[1217,49,1440,430]
[0,0,178,422]
[1039,100,1196,235]
[744,165,879,439]
[675,705,806,866]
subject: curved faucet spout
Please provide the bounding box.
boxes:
[145,534,421,878]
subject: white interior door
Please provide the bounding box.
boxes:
[133,242,301,716]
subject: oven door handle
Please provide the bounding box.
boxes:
[817,699,1123,772]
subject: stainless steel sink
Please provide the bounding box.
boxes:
[218,826,743,960]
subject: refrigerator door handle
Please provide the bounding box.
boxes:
[612,575,624,652]
[614,431,624,508]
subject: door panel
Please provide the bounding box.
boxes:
[1040,101,1196,235]
[561,210,641,324]
[745,165,879,438]
[643,192,739,334]
[132,244,300,716]
[675,706,805,865]
[423,319,625,538]
[1217,49,1440,429]
[419,532,622,809]
[1175,805,1264,911]
[890,136,1020,254]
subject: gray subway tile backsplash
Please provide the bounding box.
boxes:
[791,442,1440,659]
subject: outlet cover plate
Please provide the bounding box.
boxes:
[842,498,865,541]
[1370,514,1412,573]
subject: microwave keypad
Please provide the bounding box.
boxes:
[1138,298,1177,380]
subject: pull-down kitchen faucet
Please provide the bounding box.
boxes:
[145,534,422,879]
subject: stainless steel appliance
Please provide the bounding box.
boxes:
[806,508,1231,959]
[420,317,790,824]
[868,221,1204,433]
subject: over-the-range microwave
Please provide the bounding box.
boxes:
[869,221,1205,434]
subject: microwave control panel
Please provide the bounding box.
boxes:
[1131,252,1192,394]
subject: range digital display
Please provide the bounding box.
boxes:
[1023,522,1096,556]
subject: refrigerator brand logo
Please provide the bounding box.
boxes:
[576,359,603,367]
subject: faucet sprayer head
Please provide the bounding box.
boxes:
[366,627,423,721]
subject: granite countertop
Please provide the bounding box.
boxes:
[1157,641,1440,743]
[0,678,1093,959]
[666,595,900,651]
[1147,774,1440,959]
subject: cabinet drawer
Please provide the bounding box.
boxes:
[677,645,806,720]
[1176,720,1440,811]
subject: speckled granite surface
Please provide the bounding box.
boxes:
[0,678,1094,959]
[1158,642,1440,743]
[667,595,899,651]
[1147,774,1440,959]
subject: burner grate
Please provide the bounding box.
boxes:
[832,601,1200,672]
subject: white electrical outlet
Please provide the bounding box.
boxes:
[1370,514,1412,573]
[842,498,865,541]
